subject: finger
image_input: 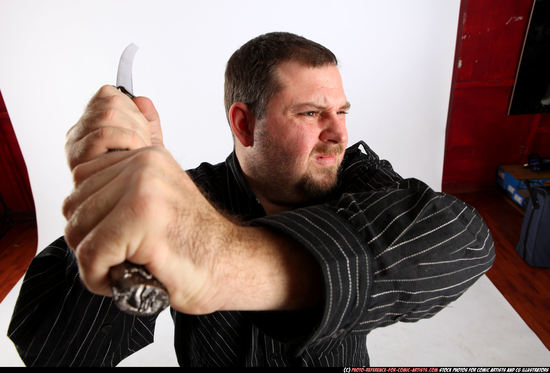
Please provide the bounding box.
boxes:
[67,86,144,142]
[64,148,165,248]
[134,96,163,146]
[63,150,136,218]
[74,216,129,297]
[64,160,135,249]
[70,147,137,185]
[70,145,166,187]
[65,87,154,170]
[66,126,149,170]
[73,177,165,297]
[67,99,150,146]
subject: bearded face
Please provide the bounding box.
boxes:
[240,61,349,212]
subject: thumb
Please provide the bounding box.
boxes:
[133,96,164,146]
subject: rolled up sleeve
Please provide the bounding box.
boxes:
[251,143,495,356]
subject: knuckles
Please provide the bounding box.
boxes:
[64,210,83,250]
[132,146,167,167]
[90,126,115,145]
[71,160,94,186]
[101,94,132,120]
[73,241,104,294]
[97,84,120,98]
[65,86,150,172]
[62,194,74,220]
[125,152,168,211]
[63,145,178,277]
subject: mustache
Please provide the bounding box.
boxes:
[313,143,345,157]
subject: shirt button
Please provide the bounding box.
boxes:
[332,328,346,338]
[100,324,112,335]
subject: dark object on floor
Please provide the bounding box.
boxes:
[524,153,550,172]
[516,181,550,267]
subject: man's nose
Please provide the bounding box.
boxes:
[319,112,348,145]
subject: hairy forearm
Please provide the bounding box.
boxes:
[215,223,324,311]
[137,168,324,315]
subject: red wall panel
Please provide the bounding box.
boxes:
[456,0,532,82]
[443,86,534,190]
[0,91,35,212]
[443,0,550,193]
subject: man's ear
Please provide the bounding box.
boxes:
[229,102,255,147]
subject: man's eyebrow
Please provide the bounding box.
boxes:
[290,101,351,111]
[340,102,351,111]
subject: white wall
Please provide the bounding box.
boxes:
[0,0,460,252]
[0,0,462,366]
[3,3,550,367]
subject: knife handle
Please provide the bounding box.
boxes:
[117,85,135,99]
[106,89,170,316]
[110,261,170,316]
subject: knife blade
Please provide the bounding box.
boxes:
[116,43,138,98]
[109,43,170,316]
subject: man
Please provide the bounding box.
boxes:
[8,32,495,367]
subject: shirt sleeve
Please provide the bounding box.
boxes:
[250,142,495,355]
[7,236,158,367]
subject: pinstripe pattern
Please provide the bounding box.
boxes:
[7,141,494,367]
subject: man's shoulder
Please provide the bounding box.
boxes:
[340,141,403,191]
[187,156,231,183]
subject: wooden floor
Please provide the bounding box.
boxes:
[0,219,37,303]
[0,189,549,352]
[452,188,550,351]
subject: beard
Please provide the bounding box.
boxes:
[294,141,343,202]
[295,161,341,203]
[250,129,344,207]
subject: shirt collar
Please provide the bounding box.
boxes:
[223,142,367,216]
[225,151,267,218]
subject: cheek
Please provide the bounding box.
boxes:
[284,123,318,153]
[284,133,316,170]
[263,118,319,169]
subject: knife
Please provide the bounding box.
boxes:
[108,43,170,316]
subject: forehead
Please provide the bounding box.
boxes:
[273,61,346,103]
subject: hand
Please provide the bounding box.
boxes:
[62,145,231,314]
[65,85,163,171]
[63,85,226,314]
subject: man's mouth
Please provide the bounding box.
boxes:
[315,154,339,166]
[313,144,344,166]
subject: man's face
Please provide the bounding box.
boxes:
[245,61,349,209]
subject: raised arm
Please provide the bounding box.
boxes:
[61,85,325,314]
[247,142,495,351]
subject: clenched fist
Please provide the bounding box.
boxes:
[62,85,230,314]
[65,85,163,171]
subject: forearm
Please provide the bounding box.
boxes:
[215,224,323,311]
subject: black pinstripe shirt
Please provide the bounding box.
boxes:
[7,141,495,367]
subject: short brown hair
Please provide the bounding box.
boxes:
[224,32,338,121]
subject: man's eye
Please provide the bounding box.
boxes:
[337,110,349,115]
[300,111,318,117]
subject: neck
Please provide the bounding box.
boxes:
[255,195,294,215]
[235,147,303,215]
